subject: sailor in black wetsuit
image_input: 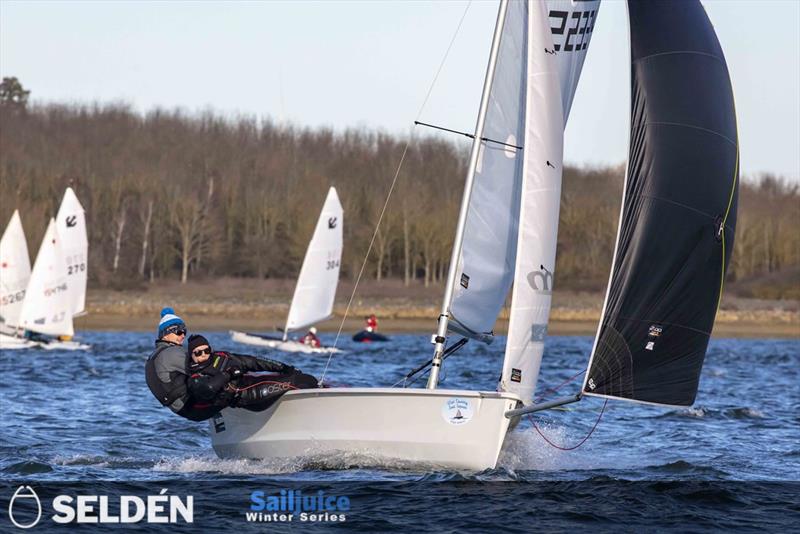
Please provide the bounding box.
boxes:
[185,334,318,418]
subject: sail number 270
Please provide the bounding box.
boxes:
[67,262,86,275]
[549,9,597,52]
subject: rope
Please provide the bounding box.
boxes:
[525,368,603,451]
[319,1,473,385]
[528,399,607,451]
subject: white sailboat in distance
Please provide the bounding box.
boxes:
[230,186,344,354]
[15,219,88,350]
[0,187,91,351]
[56,186,89,318]
[0,210,33,349]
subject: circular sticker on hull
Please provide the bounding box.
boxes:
[442,397,474,426]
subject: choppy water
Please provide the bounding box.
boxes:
[1,332,798,531]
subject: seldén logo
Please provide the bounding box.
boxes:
[8,486,42,529]
[6,486,193,528]
[248,489,349,523]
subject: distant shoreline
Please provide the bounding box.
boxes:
[75,314,799,339]
[75,281,799,339]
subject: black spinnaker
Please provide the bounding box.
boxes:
[582,0,739,406]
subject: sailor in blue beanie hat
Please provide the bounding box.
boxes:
[145,308,189,416]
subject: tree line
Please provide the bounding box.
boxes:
[0,94,797,298]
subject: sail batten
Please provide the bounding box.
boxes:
[582,0,739,407]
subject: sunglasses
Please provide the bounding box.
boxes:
[192,347,212,357]
[165,326,187,336]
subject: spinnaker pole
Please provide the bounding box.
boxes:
[427,0,510,389]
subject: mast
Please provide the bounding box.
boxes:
[427,0,510,389]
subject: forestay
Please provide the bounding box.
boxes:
[499,0,600,404]
[582,0,739,407]
[285,187,343,334]
[19,219,75,337]
[56,187,88,316]
[0,211,32,328]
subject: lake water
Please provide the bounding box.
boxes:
[1,332,798,531]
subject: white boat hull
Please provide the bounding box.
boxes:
[229,330,341,355]
[210,387,521,471]
[0,332,89,351]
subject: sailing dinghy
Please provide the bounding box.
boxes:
[56,187,89,319]
[212,0,736,470]
[0,188,90,351]
[230,187,344,354]
[0,211,34,349]
[212,0,601,468]
[14,219,88,351]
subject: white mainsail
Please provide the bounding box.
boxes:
[500,1,565,405]
[284,187,343,335]
[18,219,74,337]
[56,187,88,316]
[0,210,32,328]
[448,0,528,341]
[500,0,600,404]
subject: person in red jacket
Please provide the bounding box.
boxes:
[365,314,378,333]
[301,326,321,348]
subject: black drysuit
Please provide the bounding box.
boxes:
[146,340,318,422]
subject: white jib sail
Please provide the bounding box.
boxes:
[56,187,88,316]
[284,187,343,334]
[0,210,32,328]
[18,219,74,337]
[448,0,528,341]
[500,0,600,404]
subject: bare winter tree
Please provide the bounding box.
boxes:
[170,176,215,284]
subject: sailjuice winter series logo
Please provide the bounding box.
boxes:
[247,489,349,523]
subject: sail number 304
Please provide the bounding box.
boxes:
[326,260,340,271]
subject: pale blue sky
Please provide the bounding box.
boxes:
[1,0,798,180]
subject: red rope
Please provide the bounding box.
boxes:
[526,369,604,451]
[528,399,607,451]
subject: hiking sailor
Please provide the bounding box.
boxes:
[144,308,196,418]
[184,334,318,419]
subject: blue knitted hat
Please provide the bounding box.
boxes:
[158,307,185,337]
